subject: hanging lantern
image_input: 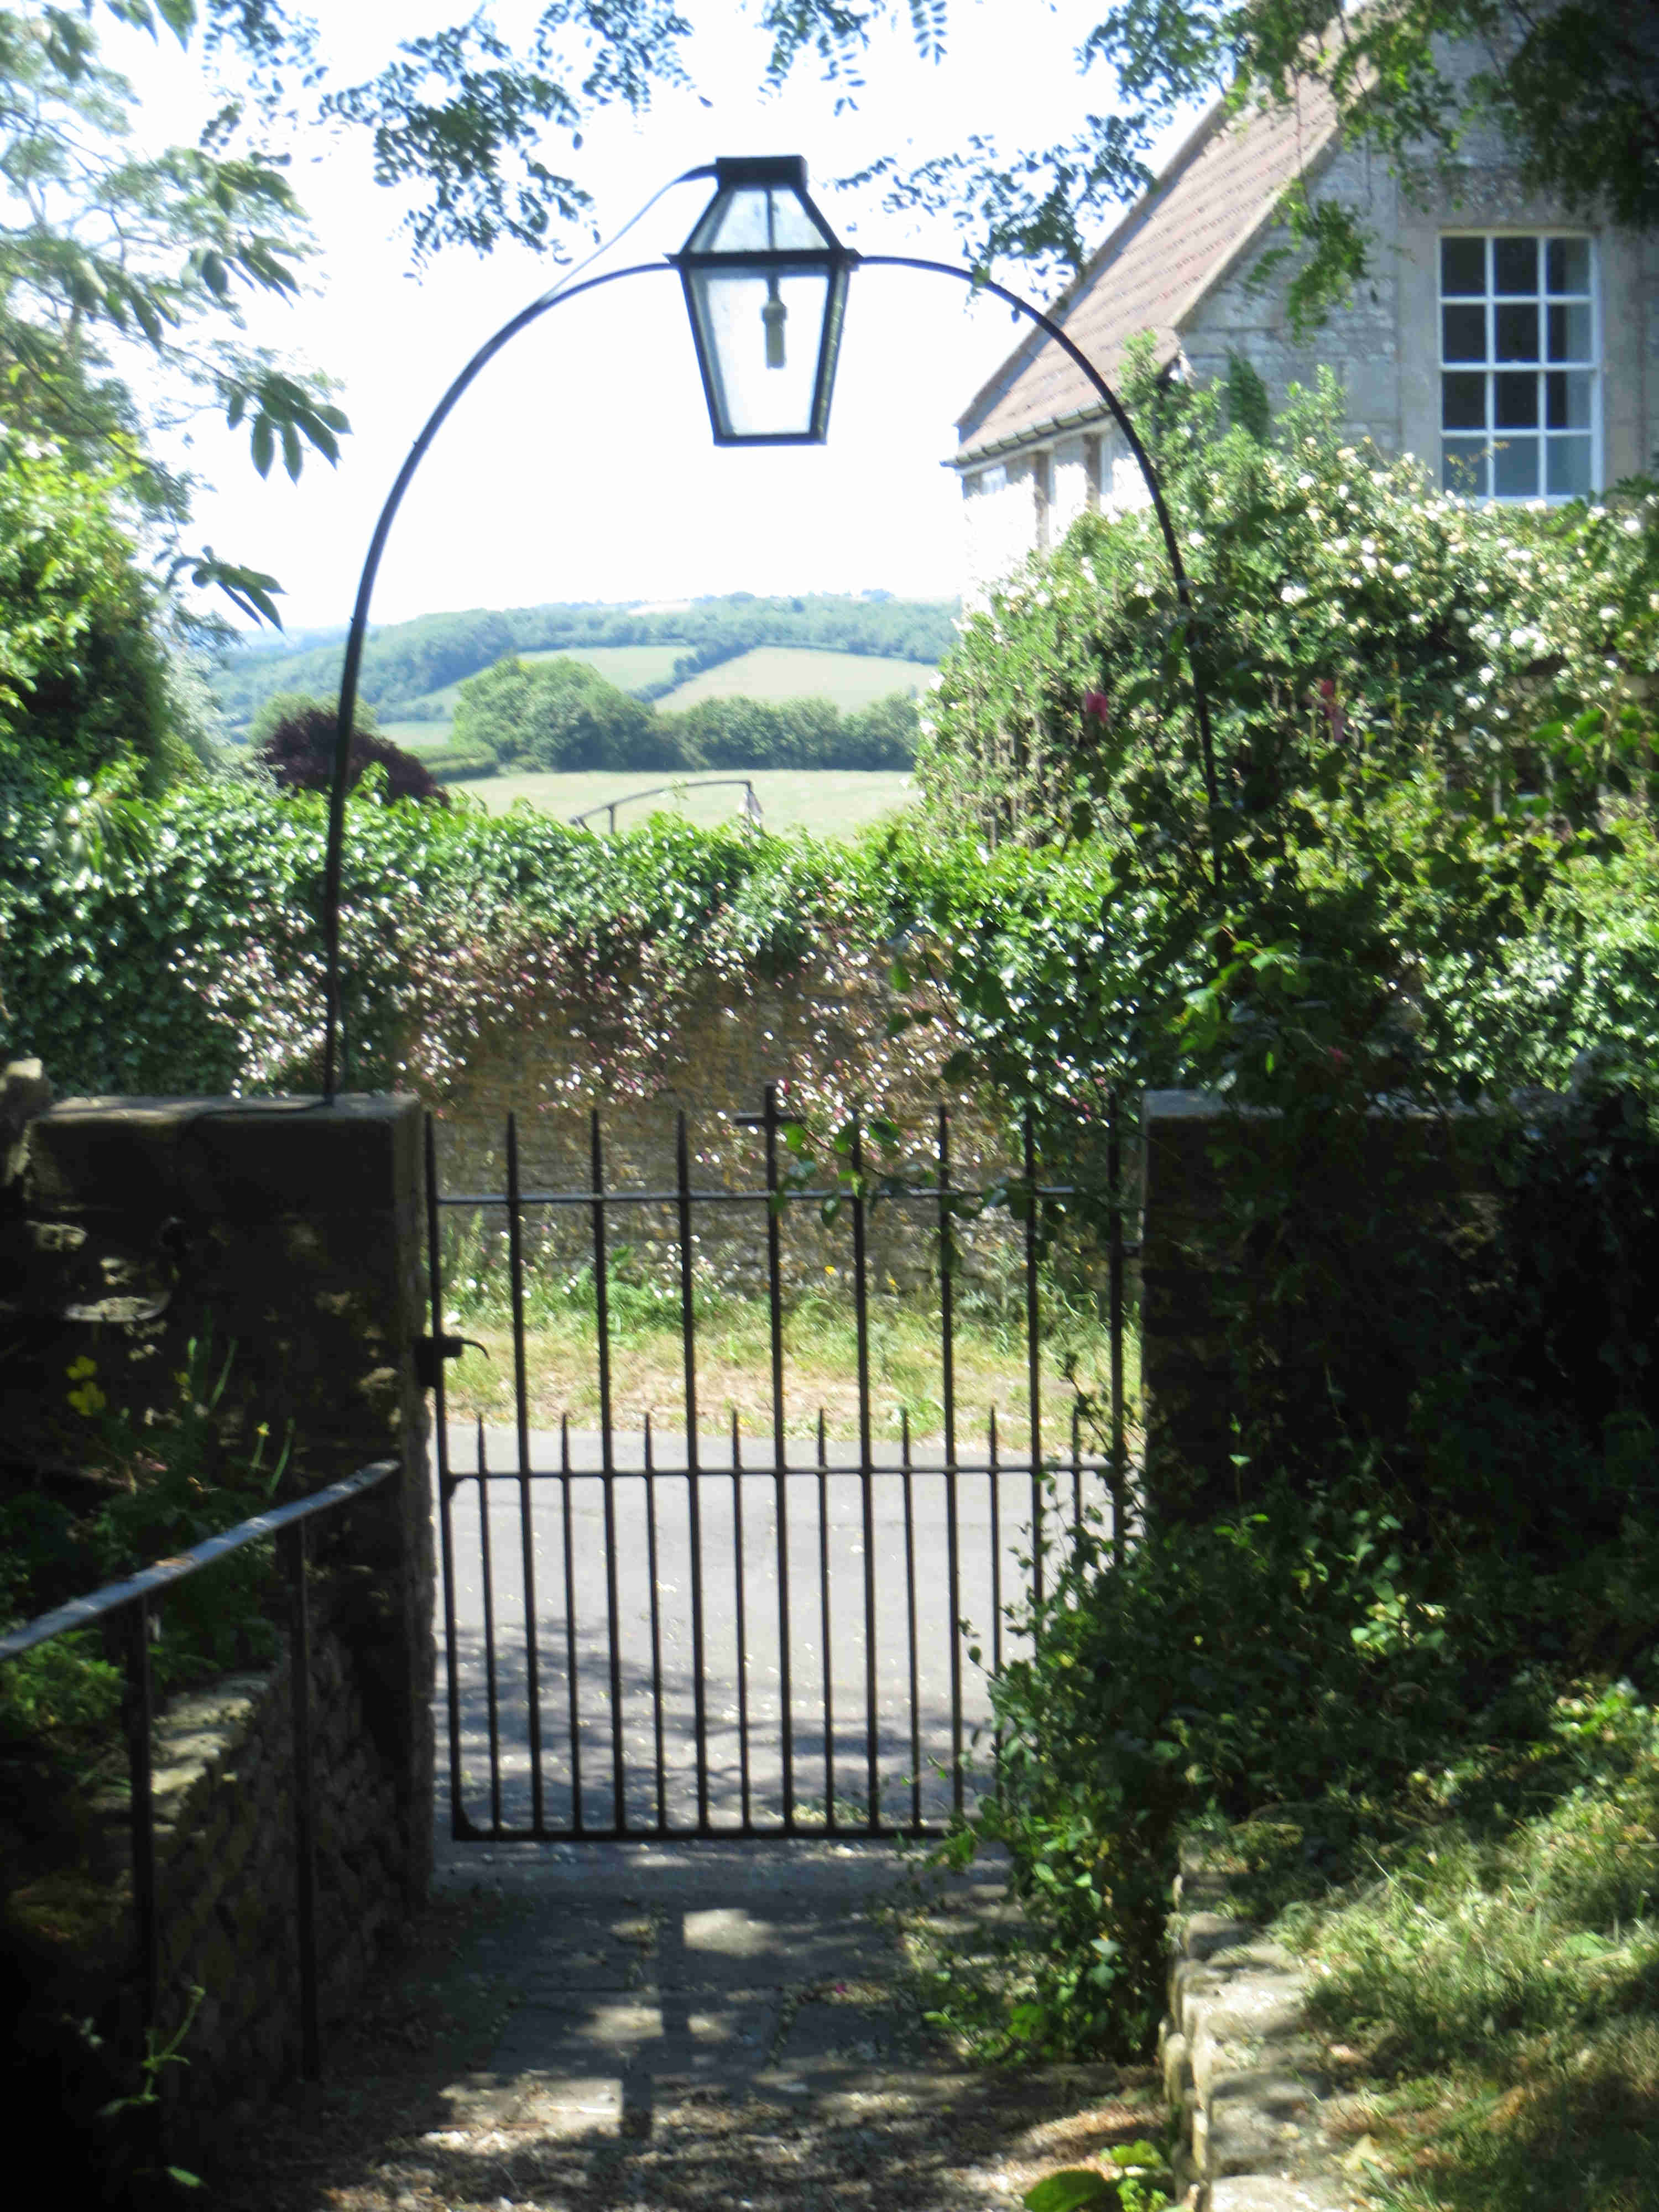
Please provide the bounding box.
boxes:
[672,156,857,445]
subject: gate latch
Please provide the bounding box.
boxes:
[415,1333,489,1390]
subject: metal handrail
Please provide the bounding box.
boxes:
[0,1459,398,2102]
[568,775,761,835]
[0,1461,394,1658]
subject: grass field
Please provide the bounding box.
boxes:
[658,645,937,712]
[375,644,936,757]
[518,643,687,688]
[377,720,451,753]
[459,766,916,833]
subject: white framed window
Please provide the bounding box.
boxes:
[1439,233,1598,501]
[971,461,1008,496]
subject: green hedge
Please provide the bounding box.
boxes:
[7,768,1659,1115]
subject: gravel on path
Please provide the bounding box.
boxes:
[204,1840,1164,2211]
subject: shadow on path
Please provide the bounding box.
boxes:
[205,1840,1162,2211]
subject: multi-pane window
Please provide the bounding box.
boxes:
[1440,234,1597,500]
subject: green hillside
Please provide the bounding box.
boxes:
[519,644,686,689]
[658,647,936,712]
[211,592,958,731]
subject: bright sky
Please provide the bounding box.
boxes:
[108,4,1192,634]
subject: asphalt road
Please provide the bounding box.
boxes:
[431,1423,1115,1839]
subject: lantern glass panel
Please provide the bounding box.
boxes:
[686,265,835,439]
[689,183,836,255]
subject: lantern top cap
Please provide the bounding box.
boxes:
[712,154,810,192]
[680,155,852,262]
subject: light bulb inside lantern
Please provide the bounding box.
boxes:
[762,276,787,369]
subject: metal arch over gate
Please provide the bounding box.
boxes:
[424,1089,1134,1843]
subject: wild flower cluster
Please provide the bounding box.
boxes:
[922,364,1659,848]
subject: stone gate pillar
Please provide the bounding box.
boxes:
[3,1088,434,1909]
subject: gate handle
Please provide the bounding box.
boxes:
[415,1333,489,1390]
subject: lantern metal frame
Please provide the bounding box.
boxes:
[319,165,1223,1102]
[669,155,858,446]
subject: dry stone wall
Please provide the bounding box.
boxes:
[427,959,1036,1306]
[36,1611,406,2159]
[1162,1839,1355,2211]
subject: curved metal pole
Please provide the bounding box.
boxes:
[860,254,1225,887]
[320,238,1226,1097]
[320,259,676,1099]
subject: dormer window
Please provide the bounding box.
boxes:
[1439,233,1598,500]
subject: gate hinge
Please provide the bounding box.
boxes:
[415,1333,488,1390]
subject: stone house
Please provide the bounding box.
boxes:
[951,70,1659,597]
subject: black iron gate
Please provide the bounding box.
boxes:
[424,1089,1133,1842]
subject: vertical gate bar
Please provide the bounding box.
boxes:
[988,1405,1003,1679]
[1072,1403,1083,1541]
[817,1407,834,1830]
[1108,1087,1128,1568]
[732,1407,751,1830]
[676,1112,710,1833]
[850,1117,878,1832]
[507,1115,545,1835]
[284,1520,321,2078]
[1024,1112,1044,1623]
[644,1412,666,1832]
[938,1104,963,1820]
[126,1595,159,2053]
[764,1086,794,1830]
[425,1117,466,1838]
[902,1410,921,1833]
[560,1415,582,1833]
[591,1113,627,1834]
[476,1417,503,1833]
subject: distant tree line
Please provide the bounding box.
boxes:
[212,592,957,728]
[447,657,920,775]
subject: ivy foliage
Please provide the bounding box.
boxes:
[0,769,884,1095]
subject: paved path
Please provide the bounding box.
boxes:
[430,1837,993,2128]
[434,1423,1115,1839]
[320,1435,1161,2212]
[399,1838,1157,2211]
[213,1469,1158,2208]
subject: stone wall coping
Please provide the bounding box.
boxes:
[23,1092,424,1220]
[1161,1844,1358,2212]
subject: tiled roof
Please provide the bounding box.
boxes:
[954,80,1343,463]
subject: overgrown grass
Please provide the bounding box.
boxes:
[435,1222,1134,1447]
[1261,1683,1659,2210]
